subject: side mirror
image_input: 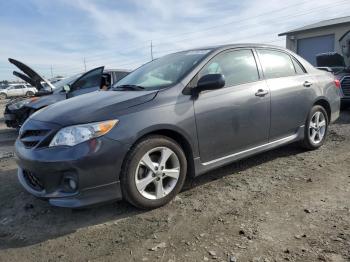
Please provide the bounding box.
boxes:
[63,84,71,93]
[197,74,225,92]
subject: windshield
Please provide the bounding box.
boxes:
[52,73,82,93]
[112,49,213,91]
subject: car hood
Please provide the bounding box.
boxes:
[9,58,55,91]
[27,93,65,110]
[31,90,158,126]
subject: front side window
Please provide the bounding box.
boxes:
[71,67,103,91]
[113,50,212,91]
[257,49,296,79]
[198,49,260,88]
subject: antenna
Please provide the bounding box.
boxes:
[151,41,154,61]
[83,57,87,72]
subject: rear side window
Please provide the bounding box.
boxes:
[198,49,259,88]
[257,49,296,79]
[114,72,129,82]
[291,57,306,74]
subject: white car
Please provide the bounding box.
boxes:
[0,84,37,99]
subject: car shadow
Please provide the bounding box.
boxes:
[0,142,306,250]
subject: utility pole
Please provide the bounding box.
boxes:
[50,65,53,78]
[83,57,87,72]
[150,41,154,61]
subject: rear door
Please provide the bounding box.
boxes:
[256,49,314,141]
[193,49,270,163]
[68,66,104,97]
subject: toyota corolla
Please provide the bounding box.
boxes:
[15,44,340,209]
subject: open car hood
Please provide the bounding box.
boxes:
[13,71,36,87]
[9,58,55,91]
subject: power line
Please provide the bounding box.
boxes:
[153,1,349,57]
[2,0,349,78]
[81,0,349,67]
[82,0,334,62]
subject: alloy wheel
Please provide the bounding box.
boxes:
[309,111,327,144]
[135,147,180,200]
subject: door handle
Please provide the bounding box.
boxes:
[303,81,313,87]
[255,89,269,97]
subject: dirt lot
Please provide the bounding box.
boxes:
[0,99,349,262]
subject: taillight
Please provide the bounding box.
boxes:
[334,79,341,88]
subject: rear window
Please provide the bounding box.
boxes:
[257,49,296,79]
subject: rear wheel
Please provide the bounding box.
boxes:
[26,91,34,97]
[300,105,329,150]
[121,135,187,209]
[0,93,6,100]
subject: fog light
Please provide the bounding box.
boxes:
[69,179,77,190]
[62,175,78,193]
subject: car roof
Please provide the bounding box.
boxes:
[104,69,131,73]
[179,43,288,53]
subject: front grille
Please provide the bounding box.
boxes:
[341,76,350,97]
[23,170,44,191]
[20,129,50,149]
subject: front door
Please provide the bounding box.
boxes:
[193,49,270,163]
[68,66,104,98]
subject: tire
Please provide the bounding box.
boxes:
[300,105,329,150]
[121,135,187,209]
[0,93,6,100]
[26,91,34,97]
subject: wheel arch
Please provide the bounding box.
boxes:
[313,98,331,122]
[124,127,196,178]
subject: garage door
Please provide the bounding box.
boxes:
[297,34,335,66]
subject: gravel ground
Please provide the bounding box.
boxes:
[0,100,349,262]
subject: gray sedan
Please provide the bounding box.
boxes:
[15,44,340,209]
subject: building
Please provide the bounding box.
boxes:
[279,16,350,66]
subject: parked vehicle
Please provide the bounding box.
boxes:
[15,44,340,209]
[316,52,350,107]
[4,59,130,128]
[0,84,37,99]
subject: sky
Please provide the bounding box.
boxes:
[0,0,349,80]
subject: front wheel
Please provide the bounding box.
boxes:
[0,93,6,100]
[300,105,329,150]
[121,135,187,209]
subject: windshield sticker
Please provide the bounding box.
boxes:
[185,50,211,55]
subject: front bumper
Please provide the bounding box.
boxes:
[15,135,130,208]
[4,105,29,128]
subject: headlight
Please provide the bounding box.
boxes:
[49,120,118,147]
[8,98,37,110]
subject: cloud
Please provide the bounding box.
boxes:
[0,0,349,80]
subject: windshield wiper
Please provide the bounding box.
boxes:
[113,84,145,91]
